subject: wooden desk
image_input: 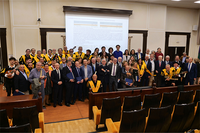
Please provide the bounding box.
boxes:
[0,94,43,118]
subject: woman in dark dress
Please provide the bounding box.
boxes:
[131,62,140,87]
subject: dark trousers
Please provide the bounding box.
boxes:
[65,82,74,104]
[142,76,149,86]
[5,82,14,96]
[109,76,118,92]
[83,81,89,100]
[73,83,82,101]
[155,74,162,87]
[53,85,62,105]
[185,77,194,85]
[102,81,107,92]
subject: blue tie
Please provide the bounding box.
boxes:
[188,64,190,72]
[77,68,80,76]
[93,66,95,71]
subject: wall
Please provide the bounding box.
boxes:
[0,0,199,60]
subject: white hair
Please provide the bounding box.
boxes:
[166,55,170,58]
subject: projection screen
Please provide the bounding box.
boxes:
[65,12,129,52]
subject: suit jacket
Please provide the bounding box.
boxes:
[59,63,67,70]
[164,61,173,67]
[98,65,110,83]
[155,60,165,74]
[14,71,29,92]
[72,67,83,82]
[51,69,62,88]
[184,63,197,79]
[90,63,99,74]
[144,60,152,77]
[180,55,189,63]
[136,52,143,60]
[62,66,74,83]
[108,63,121,79]
[80,65,93,81]
[122,55,130,62]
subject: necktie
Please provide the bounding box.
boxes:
[159,61,161,67]
[93,65,95,71]
[113,64,115,76]
[77,68,80,77]
[138,53,141,59]
[57,70,60,80]
[188,64,191,72]
[69,67,72,72]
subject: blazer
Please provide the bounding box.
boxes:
[51,69,62,88]
[122,55,130,62]
[62,66,74,83]
[108,63,121,79]
[184,63,197,79]
[90,63,99,74]
[72,67,84,81]
[14,72,29,92]
[120,71,133,84]
[144,60,152,77]
[136,52,143,60]
[80,65,93,81]
[155,60,165,74]
[164,61,173,67]
[98,65,110,83]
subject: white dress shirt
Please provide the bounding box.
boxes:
[150,59,155,72]
[111,63,117,76]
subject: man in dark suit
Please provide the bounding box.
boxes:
[62,60,75,107]
[143,56,152,86]
[136,48,143,60]
[120,65,134,88]
[184,57,197,85]
[98,59,110,92]
[14,64,30,95]
[72,61,84,103]
[174,55,182,68]
[108,58,121,91]
[164,55,173,67]
[155,55,165,87]
[90,58,99,75]
[51,63,63,107]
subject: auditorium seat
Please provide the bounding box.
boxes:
[12,105,44,132]
[0,123,32,133]
[0,109,9,127]
[160,91,178,108]
[142,93,161,116]
[194,90,200,105]
[122,95,141,111]
[145,105,172,132]
[177,90,194,104]
[168,103,195,132]
[106,109,146,133]
[190,101,200,130]
[92,96,121,130]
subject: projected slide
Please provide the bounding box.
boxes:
[65,13,129,52]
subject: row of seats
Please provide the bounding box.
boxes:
[0,105,44,133]
[92,90,200,132]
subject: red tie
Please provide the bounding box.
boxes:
[69,67,72,72]
[159,61,161,67]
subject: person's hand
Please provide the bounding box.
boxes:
[40,76,45,79]
[70,79,74,82]
[16,70,20,75]
[166,78,170,81]
[125,82,128,85]
[148,76,150,78]
[138,79,140,82]
[85,78,88,81]
[156,70,158,73]
[101,68,105,71]
[15,89,19,93]
[107,70,109,72]
[58,81,62,85]
[129,83,133,86]
[77,81,80,84]
[118,79,120,82]
[172,83,175,86]
[7,73,12,77]
[81,79,83,83]
[194,78,196,81]
[12,69,16,73]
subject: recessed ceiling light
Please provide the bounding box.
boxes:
[171,0,181,1]
[194,0,200,3]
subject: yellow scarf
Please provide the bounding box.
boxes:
[24,65,30,77]
[161,69,172,79]
[73,52,85,60]
[137,61,146,76]
[89,80,101,93]
[170,67,181,77]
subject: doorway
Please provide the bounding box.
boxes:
[168,47,185,61]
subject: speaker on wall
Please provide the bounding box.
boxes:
[192,25,198,31]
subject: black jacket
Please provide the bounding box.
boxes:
[108,63,121,79]
[14,72,29,92]
[51,69,62,88]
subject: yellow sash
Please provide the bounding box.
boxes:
[73,52,85,60]
[161,69,172,79]
[22,55,26,63]
[63,50,69,55]
[137,62,146,76]
[24,65,30,77]
[89,80,101,93]
[58,54,66,64]
[170,67,181,77]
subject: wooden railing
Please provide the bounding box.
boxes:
[89,84,200,119]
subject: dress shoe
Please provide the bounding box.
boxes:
[42,106,46,109]
[71,102,75,105]
[58,103,62,106]
[53,104,56,108]
[46,103,51,106]
[65,103,70,107]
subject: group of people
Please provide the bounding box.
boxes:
[1,45,200,109]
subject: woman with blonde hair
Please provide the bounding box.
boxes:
[137,58,146,86]
[131,62,140,86]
